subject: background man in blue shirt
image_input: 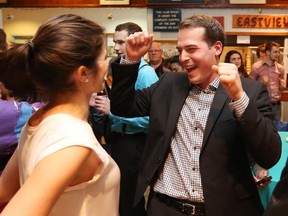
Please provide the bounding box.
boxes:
[108,22,158,216]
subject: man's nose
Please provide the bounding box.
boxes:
[179,50,190,62]
[114,44,119,51]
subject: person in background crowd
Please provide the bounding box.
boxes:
[255,43,267,62]
[110,15,281,216]
[0,82,44,173]
[250,41,285,121]
[0,29,7,53]
[88,85,112,154]
[169,55,185,73]
[105,56,118,88]
[0,14,120,216]
[161,57,173,73]
[160,55,185,73]
[0,27,44,174]
[108,22,158,216]
[224,50,249,78]
[148,41,164,77]
[0,82,44,213]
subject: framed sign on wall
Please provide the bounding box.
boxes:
[100,0,129,5]
[153,8,181,32]
[105,33,117,57]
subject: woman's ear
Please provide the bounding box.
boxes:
[75,66,90,83]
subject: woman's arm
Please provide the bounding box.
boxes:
[1,145,99,216]
[0,149,20,202]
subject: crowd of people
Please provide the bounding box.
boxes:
[148,43,186,75]
[224,42,285,122]
[0,13,286,216]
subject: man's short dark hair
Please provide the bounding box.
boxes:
[265,41,280,52]
[179,15,225,50]
[115,22,142,36]
[256,43,266,58]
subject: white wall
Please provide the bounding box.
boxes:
[1,7,287,61]
[1,8,148,44]
[2,7,287,42]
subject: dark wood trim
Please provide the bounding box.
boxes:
[4,0,146,7]
[147,4,288,9]
[2,0,288,8]
[154,39,177,43]
[226,32,288,36]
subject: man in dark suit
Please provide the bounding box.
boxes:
[110,15,281,216]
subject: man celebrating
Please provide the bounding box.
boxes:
[110,15,281,216]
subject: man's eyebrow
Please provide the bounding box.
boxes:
[113,39,125,43]
[176,45,197,50]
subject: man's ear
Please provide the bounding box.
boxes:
[75,66,89,83]
[213,41,223,56]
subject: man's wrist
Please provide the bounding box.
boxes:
[120,56,140,64]
[229,92,249,119]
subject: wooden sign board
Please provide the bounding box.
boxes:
[233,14,288,28]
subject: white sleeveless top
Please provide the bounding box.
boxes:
[18,114,120,216]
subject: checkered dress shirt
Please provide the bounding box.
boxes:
[154,77,249,203]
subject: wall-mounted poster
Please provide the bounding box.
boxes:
[148,0,205,4]
[153,8,181,32]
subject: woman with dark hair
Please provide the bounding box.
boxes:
[0,14,120,216]
[224,50,249,78]
[169,55,185,73]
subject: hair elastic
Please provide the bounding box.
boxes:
[27,41,34,51]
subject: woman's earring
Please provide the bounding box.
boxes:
[85,79,89,83]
